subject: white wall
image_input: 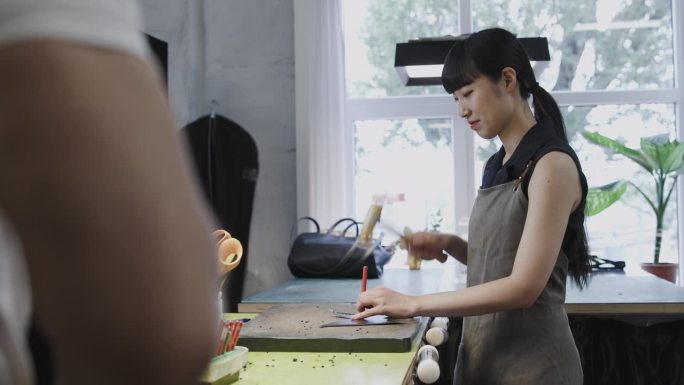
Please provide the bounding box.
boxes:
[138,0,297,297]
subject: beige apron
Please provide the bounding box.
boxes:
[454,178,583,385]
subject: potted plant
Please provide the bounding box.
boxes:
[582,131,684,283]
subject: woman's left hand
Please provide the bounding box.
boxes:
[353,286,417,320]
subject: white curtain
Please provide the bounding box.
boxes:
[294,0,351,230]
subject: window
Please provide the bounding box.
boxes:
[325,0,684,274]
[343,0,461,98]
[472,0,674,91]
[343,1,469,242]
[354,117,455,230]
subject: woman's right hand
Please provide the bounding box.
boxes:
[407,232,454,261]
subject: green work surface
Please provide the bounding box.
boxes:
[220,312,423,385]
[237,350,417,385]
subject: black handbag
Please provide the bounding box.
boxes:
[287,217,393,278]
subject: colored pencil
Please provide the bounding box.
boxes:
[228,321,243,352]
[214,320,229,356]
[362,265,368,292]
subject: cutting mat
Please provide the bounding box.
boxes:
[238,303,428,353]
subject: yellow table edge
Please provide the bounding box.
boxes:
[221,313,428,385]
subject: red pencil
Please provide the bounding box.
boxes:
[228,321,243,352]
[362,266,368,292]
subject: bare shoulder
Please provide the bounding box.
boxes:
[529,150,582,209]
[534,151,578,178]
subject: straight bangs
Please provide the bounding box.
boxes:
[441,41,480,94]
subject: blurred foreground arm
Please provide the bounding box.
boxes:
[0,41,217,385]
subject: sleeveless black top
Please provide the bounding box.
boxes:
[481,118,589,268]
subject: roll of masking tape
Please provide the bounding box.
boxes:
[416,344,440,384]
[425,326,449,347]
[212,229,243,275]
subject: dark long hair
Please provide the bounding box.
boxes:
[442,27,566,140]
[442,27,591,287]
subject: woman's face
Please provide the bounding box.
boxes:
[452,75,515,140]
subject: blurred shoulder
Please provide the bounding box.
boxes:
[0,0,148,61]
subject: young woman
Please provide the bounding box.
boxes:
[354,27,590,384]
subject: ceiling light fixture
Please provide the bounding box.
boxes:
[394,35,551,86]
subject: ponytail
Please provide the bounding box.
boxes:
[569,227,592,288]
[529,83,567,142]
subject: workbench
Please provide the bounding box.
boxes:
[240,265,684,316]
[235,265,684,385]
[224,313,424,385]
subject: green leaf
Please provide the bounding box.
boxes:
[639,138,663,171]
[585,181,628,217]
[661,141,684,174]
[581,131,652,173]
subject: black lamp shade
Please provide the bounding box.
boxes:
[394,36,550,86]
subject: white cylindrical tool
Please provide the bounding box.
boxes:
[416,344,440,384]
[430,317,449,330]
[425,317,449,346]
[425,326,449,346]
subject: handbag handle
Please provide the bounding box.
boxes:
[290,216,321,245]
[326,217,360,237]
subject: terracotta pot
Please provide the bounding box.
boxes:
[640,262,678,284]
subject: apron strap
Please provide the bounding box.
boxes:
[513,160,533,191]
[514,145,575,194]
